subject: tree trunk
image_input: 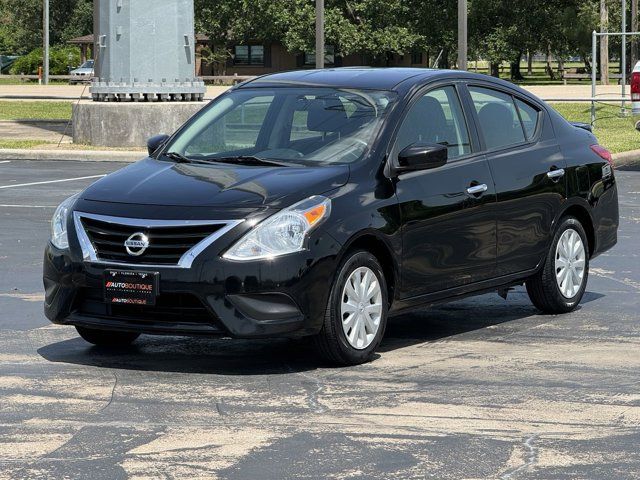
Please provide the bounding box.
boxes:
[632,0,638,69]
[510,52,524,80]
[582,52,592,73]
[601,0,609,85]
[527,51,533,75]
[545,46,555,80]
[490,62,500,77]
[439,49,450,69]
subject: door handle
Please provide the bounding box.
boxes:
[547,168,565,180]
[466,183,488,196]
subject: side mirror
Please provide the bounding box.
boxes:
[147,134,170,156]
[397,142,448,172]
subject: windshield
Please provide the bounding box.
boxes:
[164,87,396,165]
[80,60,94,69]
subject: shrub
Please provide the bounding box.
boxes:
[10,46,81,75]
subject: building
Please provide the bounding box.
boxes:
[68,34,431,76]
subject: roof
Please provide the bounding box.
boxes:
[239,67,541,101]
[240,67,453,91]
[67,33,210,44]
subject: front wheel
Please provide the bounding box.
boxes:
[313,250,388,365]
[526,216,589,313]
[76,326,140,347]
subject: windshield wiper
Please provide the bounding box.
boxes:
[163,151,194,163]
[206,155,291,167]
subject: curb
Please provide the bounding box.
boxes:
[0,119,69,124]
[1,147,638,168]
[0,148,144,163]
[612,149,640,169]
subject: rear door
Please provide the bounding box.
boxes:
[393,83,497,297]
[465,85,566,275]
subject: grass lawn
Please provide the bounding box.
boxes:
[0,101,72,120]
[0,139,53,149]
[549,102,639,154]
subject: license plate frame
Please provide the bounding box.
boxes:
[104,269,159,306]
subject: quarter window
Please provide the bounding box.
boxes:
[515,98,540,140]
[395,86,471,160]
[468,87,525,150]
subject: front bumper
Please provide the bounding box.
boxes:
[43,231,342,338]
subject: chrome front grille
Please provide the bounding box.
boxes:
[74,212,243,268]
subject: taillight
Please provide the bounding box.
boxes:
[633,72,640,101]
[590,144,614,168]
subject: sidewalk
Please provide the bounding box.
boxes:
[0,119,70,142]
[0,83,632,101]
[0,147,145,162]
[0,84,230,101]
[0,146,637,168]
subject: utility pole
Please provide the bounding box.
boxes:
[43,0,49,85]
[601,0,609,85]
[622,0,627,114]
[633,0,638,69]
[315,0,325,69]
[458,0,467,70]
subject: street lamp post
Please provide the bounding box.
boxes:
[43,0,49,85]
[458,0,467,70]
[622,0,627,115]
[316,0,324,69]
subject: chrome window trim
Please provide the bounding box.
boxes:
[73,212,244,269]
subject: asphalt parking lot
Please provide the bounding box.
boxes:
[0,160,639,479]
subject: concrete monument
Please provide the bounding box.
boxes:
[91,0,205,101]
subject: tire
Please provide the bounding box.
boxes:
[313,250,388,365]
[76,326,140,347]
[526,216,589,313]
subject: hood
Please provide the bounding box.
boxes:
[71,68,93,74]
[81,157,350,208]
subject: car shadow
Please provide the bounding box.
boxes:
[38,290,605,374]
[37,335,320,375]
[380,290,605,352]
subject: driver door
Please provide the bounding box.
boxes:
[393,84,497,298]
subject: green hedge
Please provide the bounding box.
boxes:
[9,46,81,75]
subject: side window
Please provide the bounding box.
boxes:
[395,86,471,160]
[468,87,525,150]
[515,98,540,140]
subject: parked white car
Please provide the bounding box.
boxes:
[69,60,94,84]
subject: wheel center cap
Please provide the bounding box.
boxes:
[359,303,365,312]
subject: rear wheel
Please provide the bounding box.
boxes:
[526,216,589,313]
[313,250,388,365]
[76,326,140,347]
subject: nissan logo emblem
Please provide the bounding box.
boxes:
[124,232,149,256]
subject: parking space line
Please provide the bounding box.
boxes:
[0,204,57,208]
[0,175,105,190]
[0,160,10,164]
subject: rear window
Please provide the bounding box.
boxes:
[469,87,525,150]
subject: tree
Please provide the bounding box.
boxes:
[0,0,92,55]
[196,0,422,67]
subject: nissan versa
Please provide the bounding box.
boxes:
[43,68,619,365]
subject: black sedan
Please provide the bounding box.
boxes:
[43,68,619,365]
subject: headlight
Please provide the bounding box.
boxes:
[223,195,331,261]
[50,194,78,249]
